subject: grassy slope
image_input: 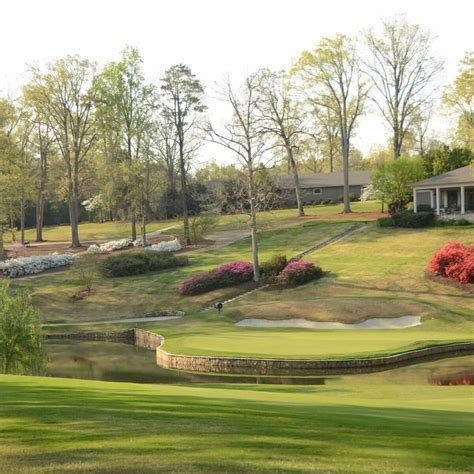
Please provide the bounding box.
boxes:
[7,200,382,243]
[17,220,354,322]
[1,373,472,473]
[159,224,474,358]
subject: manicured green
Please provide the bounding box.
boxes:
[1,371,472,473]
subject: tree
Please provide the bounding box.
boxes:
[423,143,473,176]
[161,64,206,245]
[95,46,157,240]
[293,35,368,213]
[255,69,306,216]
[25,56,98,247]
[371,156,426,212]
[364,16,443,158]
[0,278,45,375]
[206,75,273,281]
[443,52,473,151]
[71,254,99,296]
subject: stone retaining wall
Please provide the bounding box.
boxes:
[156,342,474,376]
[46,328,162,351]
[45,330,135,344]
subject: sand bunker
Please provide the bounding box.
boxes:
[235,315,421,330]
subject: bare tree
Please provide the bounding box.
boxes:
[255,69,306,216]
[206,75,274,281]
[364,16,443,158]
[25,56,98,247]
[294,35,368,213]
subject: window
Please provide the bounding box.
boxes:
[313,188,322,195]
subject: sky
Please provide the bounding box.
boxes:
[1,0,473,164]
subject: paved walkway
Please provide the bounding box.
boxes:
[42,315,182,327]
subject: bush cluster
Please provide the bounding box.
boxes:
[392,210,434,228]
[377,216,395,227]
[428,241,474,284]
[101,251,188,277]
[179,261,253,296]
[276,260,323,286]
[434,218,471,227]
[0,253,75,278]
[260,255,287,277]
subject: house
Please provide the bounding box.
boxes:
[412,165,474,220]
[276,170,372,205]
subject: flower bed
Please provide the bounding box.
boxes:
[428,241,474,284]
[276,260,323,286]
[179,261,253,296]
[146,238,181,253]
[0,253,76,278]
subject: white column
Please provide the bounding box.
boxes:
[413,189,417,213]
[460,185,465,214]
[436,187,440,215]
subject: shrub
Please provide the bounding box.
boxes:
[179,261,253,295]
[392,210,434,228]
[435,218,471,227]
[0,253,75,278]
[260,255,287,277]
[101,251,188,277]
[87,238,133,254]
[276,260,324,286]
[377,217,394,227]
[146,238,182,252]
[429,242,474,284]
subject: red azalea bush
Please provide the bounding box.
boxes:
[179,261,253,295]
[428,241,474,284]
[276,259,323,286]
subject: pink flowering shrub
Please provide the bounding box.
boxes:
[428,242,474,284]
[276,259,323,286]
[179,261,253,295]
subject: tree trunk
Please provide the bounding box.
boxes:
[342,137,352,214]
[142,207,147,247]
[131,214,137,241]
[20,200,25,245]
[68,173,81,247]
[36,149,47,242]
[287,147,304,217]
[179,144,190,245]
[248,168,260,282]
[393,128,402,158]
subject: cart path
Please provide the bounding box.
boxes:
[42,315,182,327]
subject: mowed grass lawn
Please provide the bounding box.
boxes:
[1,373,472,473]
[6,200,383,244]
[158,224,474,358]
[16,220,355,322]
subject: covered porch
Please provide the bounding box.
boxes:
[412,166,474,220]
[414,185,474,216]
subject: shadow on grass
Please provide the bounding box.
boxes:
[0,378,473,472]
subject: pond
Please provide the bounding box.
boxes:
[45,340,474,386]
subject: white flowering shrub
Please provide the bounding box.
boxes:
[145,238,182,253]
[0,253,76,278]
[86,239,132,254]
[133,238,143,247]
[86,244,107,254]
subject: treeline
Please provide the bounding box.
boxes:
[0,16,472,265]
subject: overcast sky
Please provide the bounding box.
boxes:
[1,0,472,164]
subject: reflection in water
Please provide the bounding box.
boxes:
[46,341,474,386]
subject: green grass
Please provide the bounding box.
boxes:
[7,219,178,243]
[157,224,474,358]
[17,220,354,322]
[1,371,472,473]
[5,201,382,244]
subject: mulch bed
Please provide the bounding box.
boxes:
[425,271,474,293]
